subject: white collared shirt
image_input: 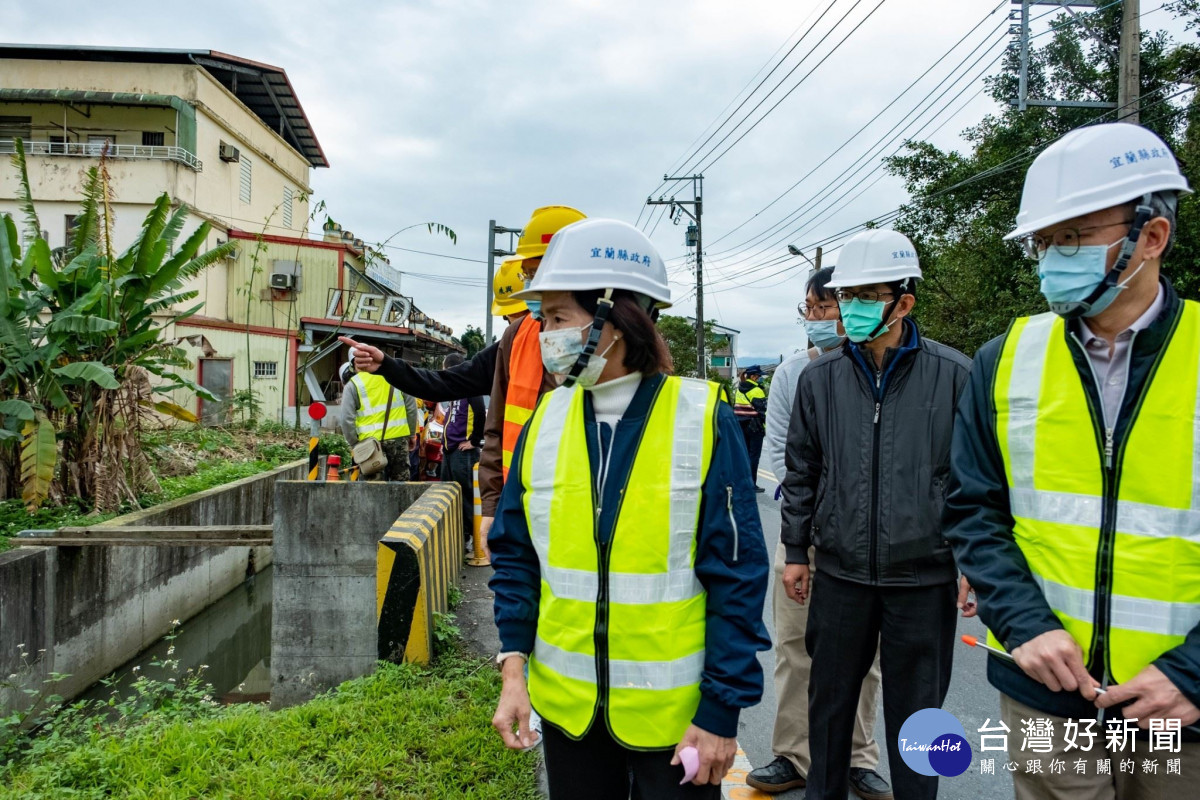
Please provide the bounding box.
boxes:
[1078,285,1164,425]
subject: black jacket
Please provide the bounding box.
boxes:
[378,342,498,403]
[944,278,1200,725]
[781,319,971,586]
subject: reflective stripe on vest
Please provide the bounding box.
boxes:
[502,314,543,477]
[520,376,718,748]
[733,384,764,417]
[991,305,1200,682]
[351,372,410,440]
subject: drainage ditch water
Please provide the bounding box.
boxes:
[78,566,274,707]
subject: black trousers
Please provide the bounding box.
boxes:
[441,446,478,537]
[805,570,957,800]
[542,721,720,800]
[739,422,764,484]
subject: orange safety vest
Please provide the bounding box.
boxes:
[502,314,544,478]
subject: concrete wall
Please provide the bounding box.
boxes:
[0,460,304,715]
[271,481,463,708]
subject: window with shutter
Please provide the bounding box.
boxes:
[282,187,294,227]
[240,157,252,203]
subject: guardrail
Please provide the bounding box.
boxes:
[0,139,203,170]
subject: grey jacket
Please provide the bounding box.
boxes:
[340,374,418,446]
[780,319,970,586]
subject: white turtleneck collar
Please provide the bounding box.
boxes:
[586,371,642,428]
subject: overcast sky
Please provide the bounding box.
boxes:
[7,0,1189,360]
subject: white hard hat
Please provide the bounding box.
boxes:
[825,229,922,288]
[1005,122,1191,240]
[340,361,354,383]
[512,218,672,308]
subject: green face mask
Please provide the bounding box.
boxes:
[838,298,890,343]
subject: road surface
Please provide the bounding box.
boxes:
[734,470,1013,799]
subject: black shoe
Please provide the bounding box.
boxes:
[849,767,893,800]
[755,485,766,493]
[746,756,805,793]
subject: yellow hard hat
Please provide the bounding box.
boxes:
[491,258,528,316]
[514,206,586,267]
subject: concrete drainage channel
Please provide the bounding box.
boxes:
[0,465,464,717]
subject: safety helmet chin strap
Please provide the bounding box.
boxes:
[1054,193,1155,319]
[562,288,615,388]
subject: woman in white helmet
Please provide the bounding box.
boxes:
[488,218,770,798]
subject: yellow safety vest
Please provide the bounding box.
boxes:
[733,382,765,418]
[519,376,719,748]
[991,304,1200,683]
[351,372,410,440]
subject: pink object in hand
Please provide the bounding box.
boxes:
[678,746,700,785]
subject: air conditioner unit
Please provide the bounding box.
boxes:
[269,273,295,290]
[219,142,241,163]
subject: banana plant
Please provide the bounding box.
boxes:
[0,140,234,510]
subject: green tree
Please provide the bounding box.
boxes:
[656,315,724,380]
[0,142,232,510]
[458,325,486,358]
[884,4,1190,355]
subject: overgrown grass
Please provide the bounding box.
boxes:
[0,658,540,800]
[0,422,314,550]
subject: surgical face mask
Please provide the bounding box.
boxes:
[522,279,542,320]
[1038,236,1141,318]
[802,319,845,350]
[539,325,618,388]
[838,298,891,343]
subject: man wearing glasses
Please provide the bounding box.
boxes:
[780,229,972,800]
[944,122,1200,797]
[749,265,891,799]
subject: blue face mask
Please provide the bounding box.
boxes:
[802,319,844,350]
[522,279,543,320]
[838,299,890,343]
[1038,237,1137,318]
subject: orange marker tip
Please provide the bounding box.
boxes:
[962,635,979,646]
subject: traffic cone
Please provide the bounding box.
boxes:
[327,454,342,482]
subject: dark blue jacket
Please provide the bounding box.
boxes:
[489,373,771,739]
[944,277,1200,734]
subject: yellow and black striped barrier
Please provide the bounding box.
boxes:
[376,483,463,664]
[308,437,320,480]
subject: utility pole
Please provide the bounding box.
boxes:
[485,220,520,345]
[647,174,705,375]
[1118,0,1141,123]
[1008,2,1116,111]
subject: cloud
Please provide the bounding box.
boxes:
[9,0,1186,354]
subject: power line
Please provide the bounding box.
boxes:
[701,30,1007,275]
[684,0,1154,273]
[699,1,1007,253]
[691,0,893,174]
[672,0,854,177]
[704,81,1197,295]
[699,0,1167,276]
[638,1,839,214]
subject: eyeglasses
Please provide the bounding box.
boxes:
[798,302,839,320]
[1020,219,1133,261]
[834,289,895,305]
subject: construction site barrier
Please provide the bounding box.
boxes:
[376,483,463,664]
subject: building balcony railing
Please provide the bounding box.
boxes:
[0,139,202,171]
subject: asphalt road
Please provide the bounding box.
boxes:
[739,471,1014,800]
